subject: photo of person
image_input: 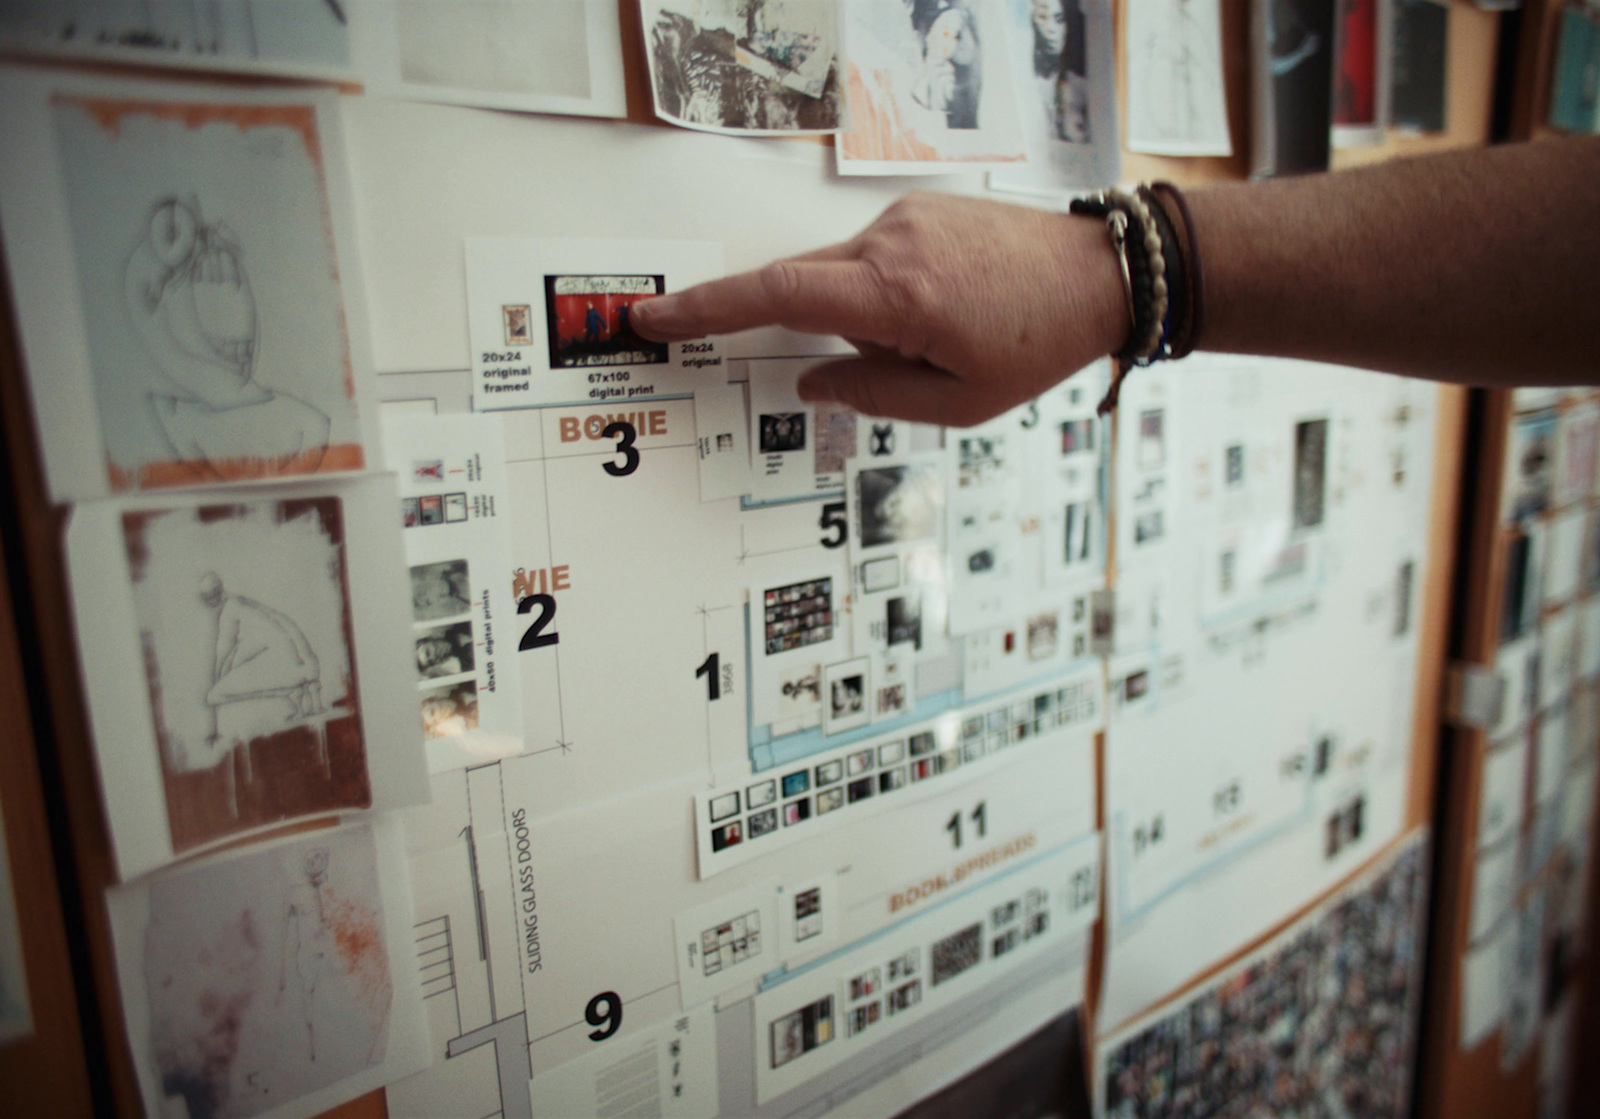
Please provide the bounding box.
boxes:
[420,680,479,740]
[909,0,984,129]
[414,621,474,680]
[1030,0,1090,141]
[410,559,471,622]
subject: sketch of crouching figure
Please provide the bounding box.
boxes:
[908,0,983,129]
[200,572,325,746]
[125,197,331,477]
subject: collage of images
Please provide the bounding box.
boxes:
[702,677,1099,866]
[1100,836,1427,1118]
[768,877,1060,1074]
[409,557,480,741]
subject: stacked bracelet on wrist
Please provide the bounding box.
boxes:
[1069,180,1205,414]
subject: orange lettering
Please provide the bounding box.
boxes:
[559,417,580,443]
[552,565,571,591]
[649,410,668,435]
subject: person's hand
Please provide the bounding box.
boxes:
[630,192,1128,427]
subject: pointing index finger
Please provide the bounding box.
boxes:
[632,256,899,349]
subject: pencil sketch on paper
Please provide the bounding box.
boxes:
[141,826,392,1119]
[49,95,364,491]
[0,0,350,71]
[126,198,333,480]
[1126,0,1231,154]
[123,497,370,856]
[646,0,844,132]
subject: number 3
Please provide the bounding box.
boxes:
[603,421,639,477]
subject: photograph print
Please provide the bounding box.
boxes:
[410,559,472,622]
[414,621,474,680]
[122,496,368,857]
[47,90,365,492]
[646,0,845,134]
[760,412,808,454]
[856,463,943,548]
[132,824,396,1119]
[838,0,1028,170]
[543,274,668,369]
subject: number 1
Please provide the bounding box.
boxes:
[696,653,721,701]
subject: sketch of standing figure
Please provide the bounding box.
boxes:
[909,0,984,128]
[125,197,331,478]
[200,571,325,741]
[279,846,335,1065]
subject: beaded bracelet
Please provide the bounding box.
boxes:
[1069,181,1204,414]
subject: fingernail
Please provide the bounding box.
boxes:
[634,294,676,324]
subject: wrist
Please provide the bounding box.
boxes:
[1058,210,1132,363]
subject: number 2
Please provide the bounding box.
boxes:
[586,991,622,1041]
[518,594,558,650]
[602,421,639,477]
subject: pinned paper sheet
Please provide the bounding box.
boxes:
[66,475,427,880]
[467,237,725,410]
[694,383,753,502]
[835,0,1029,174]
[106,820,428,1119]
[357,0,626,119]
[0,70,380,500]
[643,0,845,134]
[1126,0,1232,155]
[384,412,526,773]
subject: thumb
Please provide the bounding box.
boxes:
[797,357,997,427]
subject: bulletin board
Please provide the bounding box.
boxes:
[0,2,1519,1118]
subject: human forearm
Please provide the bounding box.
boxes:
[1189,137,1600,385]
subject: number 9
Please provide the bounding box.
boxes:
[586,991,622,1041]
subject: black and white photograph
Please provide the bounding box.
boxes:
[823,657,872,735]
[1293,418,1329,529]
[760,412,808,454]
[856,464,943,549]
[647,0,845,134]
[414,621,474,680]
[887,595,923,649]
[410,559,472,622]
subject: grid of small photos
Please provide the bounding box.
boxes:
[700,677,1099,872]
[408,558,481,740]
[771,882,1055,1070]
[701,909,762,977]
[402,464,472,529]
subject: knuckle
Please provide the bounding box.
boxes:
[758,260,801,308]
